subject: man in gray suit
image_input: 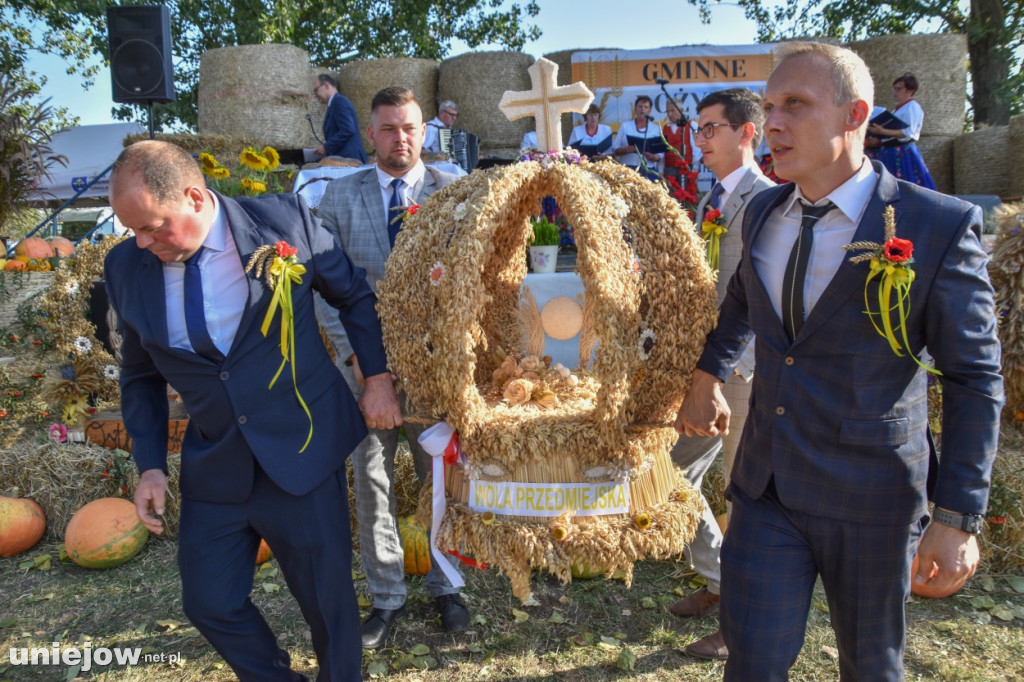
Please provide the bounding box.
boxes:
[316,86,469,650]
[668,88,774,661]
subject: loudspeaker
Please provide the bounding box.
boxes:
[107,5,175,104]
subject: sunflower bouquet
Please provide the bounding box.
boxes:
[198,146,284,197]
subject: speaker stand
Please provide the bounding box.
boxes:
[147,101,155,140]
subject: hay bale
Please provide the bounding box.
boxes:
[198,44,315,150]
[850,33,967,137]
[979,424,1024,574]
[917,135,955,194]
[954,125,1013,196]
[338,58,439,156]
[0,441,182,538]
[439,51,535,153]
[1008,116,1024,200]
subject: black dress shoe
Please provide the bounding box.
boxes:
[361,605,405,649]
[435,593,470,632]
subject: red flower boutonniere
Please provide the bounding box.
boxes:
[843,206,939,375]
[245,240,313,451]
[701,207,727,273]
[390,202,421,226]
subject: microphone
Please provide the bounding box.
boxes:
[654,77,670,85]
[644,114,655,121]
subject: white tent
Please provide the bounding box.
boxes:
[37,122,146,201]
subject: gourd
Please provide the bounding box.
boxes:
[398,515,431,576]
[65,498,149,568]
[255,538,273,564]
[0,496,47,557]
[47,236,76,257]
[14,237,55,260]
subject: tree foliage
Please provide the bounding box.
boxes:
[685,0,1022,127]
[5,0,540,131]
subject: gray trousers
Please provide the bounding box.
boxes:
[339,363,462,610]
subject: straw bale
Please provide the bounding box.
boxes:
[1008,116,1024,199]
[338,58,439,156]
[0,272,53,328]
[954,125,1013,197]
[439,51,535,153]
[917,135,954,194]
[0,440,181,538]
[198,44,315,150]
[850,33,967,137]
[979,424,1024,573]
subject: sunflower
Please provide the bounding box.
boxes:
[248,180,268,195]
[210,166,230,180]
[240,147,269,171]
[198,152,218,173]
[261,146,281,170]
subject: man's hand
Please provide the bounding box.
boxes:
[359,372,403,430]
[914,516,979,596]
[134,469,168,535]
[675,368,731,438]
[314,144,327,156]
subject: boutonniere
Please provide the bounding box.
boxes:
[843,205,940,375]
[245,240,314,451]
[701,207,727,273]
[390,203,421,226]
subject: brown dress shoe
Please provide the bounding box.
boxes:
[669,587,720,618]
[684,629,729,661]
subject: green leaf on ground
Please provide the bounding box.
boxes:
[1006,576,1024,594]
[970,596,995,610]
[617,648,637,671]
[409,643,430,655]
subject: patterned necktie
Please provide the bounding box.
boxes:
[781,200,836,341]
[183,246,224,361]
[387,177,405,248]
[708,182,725,209]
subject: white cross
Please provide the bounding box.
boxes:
[498,57,594,153]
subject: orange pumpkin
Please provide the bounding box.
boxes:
[398,515,431,575]
[65,497,149,569]
[47,236,76,257]
[4,260,27,271]
[910,552,969,599]
[256,538,273,564]
[14,237,55,260]
[0,496,47,557]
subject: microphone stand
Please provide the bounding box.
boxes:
[657,80,688,130]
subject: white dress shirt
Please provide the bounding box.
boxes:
[751,159,878,323]
[164,192,249,356]
[423,117,447,153]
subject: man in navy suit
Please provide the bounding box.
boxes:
[313,74,367,163]
[105,139,401,681]
[676,42,1002,680]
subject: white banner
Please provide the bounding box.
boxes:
[469,480,630,517]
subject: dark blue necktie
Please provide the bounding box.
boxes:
[781,200,836,341]
[708,182,725,209]
[184,246,224,361]
[387,177,405,248]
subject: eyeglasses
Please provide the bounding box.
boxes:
[691,121,741,139]
[312,83,323,95]
[442,110,458,117]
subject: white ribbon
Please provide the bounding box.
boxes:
[417,421,466,588]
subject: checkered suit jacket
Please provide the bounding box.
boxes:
[316,164,458,360]
[697,162,1003,524]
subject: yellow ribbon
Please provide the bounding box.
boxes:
[259,257,314,451]
[863,258,940,375]
[702,221,727,273]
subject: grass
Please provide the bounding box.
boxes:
[1,535,1022,681]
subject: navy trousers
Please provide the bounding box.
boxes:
[720,483,923,681]
[178,463,361,681]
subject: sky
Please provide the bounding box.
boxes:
[27,1,762,128]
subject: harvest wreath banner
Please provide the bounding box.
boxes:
[378,153,719,601]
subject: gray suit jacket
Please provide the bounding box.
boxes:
[697,165,775,381]
[316,164,459,360]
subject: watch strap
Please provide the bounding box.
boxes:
[932,508,985,534]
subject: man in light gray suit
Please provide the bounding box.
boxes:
[669,88,774,661]
[316,86,469,649]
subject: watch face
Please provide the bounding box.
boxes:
[965,515,985,534]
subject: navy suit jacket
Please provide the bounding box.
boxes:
[698,162,1003,525]
[323,93,367,163]
[105,192,385,504]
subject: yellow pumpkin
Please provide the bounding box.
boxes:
[398,515,432,575]
[65,498,149,569]
[255,538,273,564]
[0,496,47,557]
[570,561,627,580]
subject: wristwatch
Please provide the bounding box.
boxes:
[932,508,985,535]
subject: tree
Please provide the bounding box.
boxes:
[685,0,1022,127]
[5,0,540,131]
